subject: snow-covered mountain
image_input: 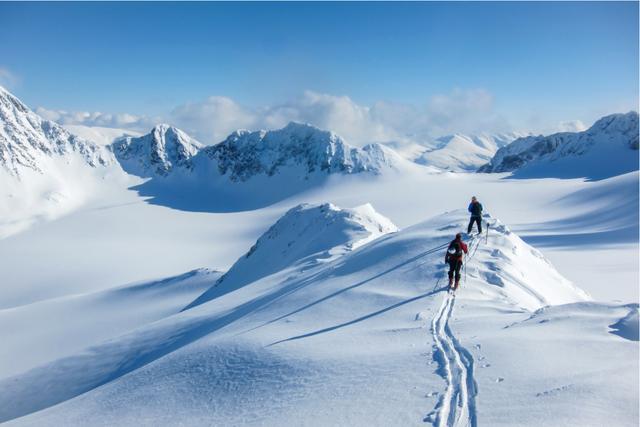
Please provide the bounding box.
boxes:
[185,202,398,309]
[113,122,417,212]
[414,132,528,172]
[0,87,122,238]
[479,112,639,179]
[201,122,402,182]
[0,86,112,177]
[113,124,203,177]
[115,122,407,183]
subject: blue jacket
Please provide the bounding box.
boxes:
[468,201,483,217]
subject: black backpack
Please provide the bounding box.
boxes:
[447,240,463,258]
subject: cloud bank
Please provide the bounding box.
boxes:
[35,107,159,131]
[34,88,593,146]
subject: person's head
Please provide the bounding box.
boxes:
[455,233,462,240]
[471,196,477,203]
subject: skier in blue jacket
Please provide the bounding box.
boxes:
[467,196,483,234]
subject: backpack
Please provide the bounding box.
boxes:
[447,240,463,258]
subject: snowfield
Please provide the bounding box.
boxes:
[0,86,638,426]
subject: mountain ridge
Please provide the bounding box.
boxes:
[0,86,113,177]
[478,111,639,178]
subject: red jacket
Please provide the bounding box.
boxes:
[445,239,468,262]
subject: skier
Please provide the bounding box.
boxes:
[445,233,468,291]
[467,196,483,235]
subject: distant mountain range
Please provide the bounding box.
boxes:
[478,112,639,179]
[113,122,407,183]
[412,132,530,172]
[1,85,638,185]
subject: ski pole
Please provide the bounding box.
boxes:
[485,220,490,244]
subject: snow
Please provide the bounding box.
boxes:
[185,202,398,310]
[2,208,635,426]
[0,268,220,378]
[609,306,639,341]
[0,85,638,426]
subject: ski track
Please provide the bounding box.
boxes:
[429,293,478,427]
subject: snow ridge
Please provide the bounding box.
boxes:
[478,112,639,175]
[184,202,398,310]
[0,86,112,176]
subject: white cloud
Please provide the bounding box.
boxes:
[166,88,510,145]
[556,120,587,133]
[34,87,518,146]
[34,107,158,132]
[0,67,20,89]
[260,91,400,144]
[170,96,257,143]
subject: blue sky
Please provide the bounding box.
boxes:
[0,2,638,143]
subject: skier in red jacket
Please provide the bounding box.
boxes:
[444,233,468,291]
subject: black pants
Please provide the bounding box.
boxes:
[468,216,482,234]
[448,259,462,281]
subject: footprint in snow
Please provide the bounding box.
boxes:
[474,344,482,350]
[415,312,429,321]
[481,363,491,368]
[535,384,573,397]
[496,377,505,383]
[425,391,439,398]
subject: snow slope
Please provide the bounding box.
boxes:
[415,132,527,172]
[3,207,634,427]
[185,202,398,309]
[479,112,639,179]
[0,268,220,379]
